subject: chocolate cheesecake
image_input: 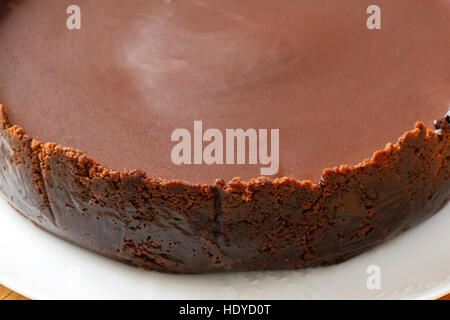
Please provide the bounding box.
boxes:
[0,0,449,273]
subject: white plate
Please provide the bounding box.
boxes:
[0,195,449,300]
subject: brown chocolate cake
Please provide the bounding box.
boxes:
[0,0,449,273]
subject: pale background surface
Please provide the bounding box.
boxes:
[0,283,448,300]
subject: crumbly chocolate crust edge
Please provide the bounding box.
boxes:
[0,104,449,273]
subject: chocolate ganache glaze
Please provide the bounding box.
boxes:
[0,0,449,273]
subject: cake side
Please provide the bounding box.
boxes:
[0,107,57,230]
[0,104,449,273]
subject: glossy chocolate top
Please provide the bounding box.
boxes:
[0,0,449,184]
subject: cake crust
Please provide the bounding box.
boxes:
[1,105,449,273]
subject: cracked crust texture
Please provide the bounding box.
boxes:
[0,104,449,273]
